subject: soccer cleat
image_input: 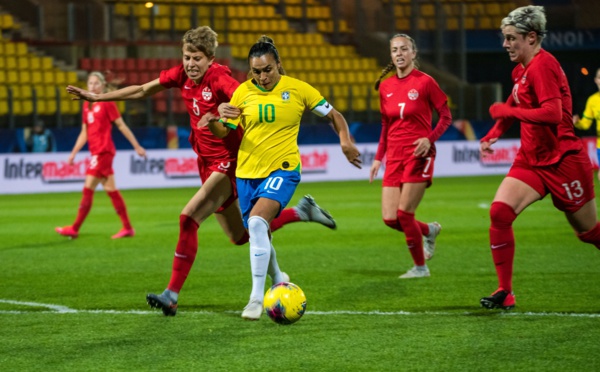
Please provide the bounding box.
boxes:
[146,293,178,316]
[55,225,79,239]
[112,228,135,239]
[480,289,515,310]
[280,272,290,284]
[423,222,441,260]
[241,299,264,320]
[399,266,430,279]
[295,194,336,229]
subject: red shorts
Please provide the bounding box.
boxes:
[508,149,595,213]
[383,145,435,187]
[197,157,238,213]
[86,152,114,178]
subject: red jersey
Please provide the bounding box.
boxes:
[160,63,242,161]
[509,49,582,166]
[82,101,119,155]
[376,69,451,161]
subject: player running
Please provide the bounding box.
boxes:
[479,5,600,310]
[66,26,336,316]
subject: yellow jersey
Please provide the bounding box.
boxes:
[575,91,600,148]
[226,75,331,178]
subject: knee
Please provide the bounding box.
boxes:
[490,202,517,229]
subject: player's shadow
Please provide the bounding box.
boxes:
[0,239,76,251]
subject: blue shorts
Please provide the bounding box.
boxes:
[237,169,301,228]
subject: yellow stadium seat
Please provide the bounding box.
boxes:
[19,71,32,84]
[4,42,16,55]
[175,17,191,31]
[54,71,66,84]
[42,71,55,83]
[6,70,18,84]
[174,5,189,17]
[29,56,41,70]
[0,14,15,29]
[114,3,131,16]
[19,100,34,115]
[41,57,53,69]
[139,17,150,30]
[0,85,6,99]
[0,100,8,115]
[15,42,27,55]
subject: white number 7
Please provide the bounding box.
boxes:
[398,102,405,119]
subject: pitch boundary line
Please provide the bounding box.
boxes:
[1,299,599,318]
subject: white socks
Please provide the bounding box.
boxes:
[248,216,275,301]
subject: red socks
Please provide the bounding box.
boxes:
[397,210,425,266]
[577,222,600,249]
[489,201,517,292]
[270,208,301,232]
[383,218,430,235]
[167,215,200,293]
[72,187,94,231]
[107,190,132,230]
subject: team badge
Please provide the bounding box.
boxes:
[202,87,212,101]
[408,89,419,101]
[521,75,527,84]
[282,91,290,101]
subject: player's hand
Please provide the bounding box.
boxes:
[342,142,362,169]
[197,112,218,128]
[135,146,147,159]
[369,160,381,183]
[413,137,431,157]
[480,138,498,157]
[218,103,241,119]
[573,114,580,124]
[66,85,98,102]
[67,154,75,165]
[489,103,513,120]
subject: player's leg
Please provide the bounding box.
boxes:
[568,200,600,249]
[102,175,134,239]
[555,150,600,249]
[481,175,541,310]
[146,171,232,316]
[55,175,101,238]
[241,170,299,320]
[396,182,430,278]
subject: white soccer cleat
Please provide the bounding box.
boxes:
[423,222,441,260]
[280,272,290,284]
[295,195,336,229]
[241,299,264,320]
[399,266,430,279]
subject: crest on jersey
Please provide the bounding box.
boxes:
[521,75,527,84]
[408,89,419,101]
[281,91,290,101]
[202,87,212,101]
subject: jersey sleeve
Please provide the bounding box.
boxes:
[159,64,185,89]
[375,89,389,161]
[302,81,332,117]
[214,73,241,102]
[105,101,121,122]
[223,85,244,131]
[427,78,452,143]
[529,60,562,105]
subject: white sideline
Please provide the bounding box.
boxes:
[1,299,599,318]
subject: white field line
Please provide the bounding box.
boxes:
[1,299,599,318]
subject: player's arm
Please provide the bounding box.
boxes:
[324,108,362,169]
[574,96,595,130]
[66,79,166,102]
[113,117,146,158]
[68,125,88,165]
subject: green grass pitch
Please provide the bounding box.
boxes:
[1,175,599,371]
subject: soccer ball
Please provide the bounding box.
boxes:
[263,282,307,325]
